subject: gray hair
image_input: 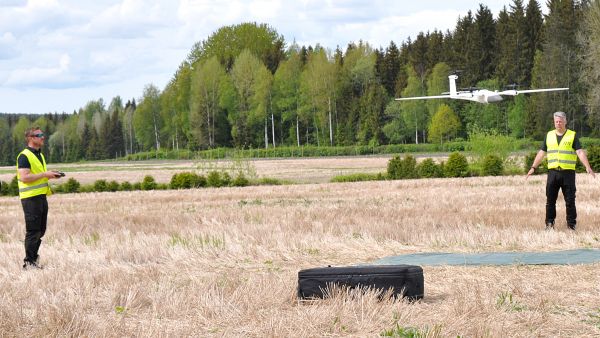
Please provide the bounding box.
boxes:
[553,111,567,120]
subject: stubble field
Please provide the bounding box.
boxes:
[1,156,599,337]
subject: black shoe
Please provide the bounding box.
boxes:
[545,222,554,230]
[22,261,43,270]
[567,224,576,231]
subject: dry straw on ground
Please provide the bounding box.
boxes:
[1,159,599,336]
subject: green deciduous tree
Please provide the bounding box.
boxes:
[273,48,302,146]
[428,104,461,144]
[299,47,337,146]
[161,63,192,151]
[188,22,284,73]
[230,49,271,147]
[426,62,451,120]
[134,84,163,151]
[399,66,428,143]
[190,56,228,149]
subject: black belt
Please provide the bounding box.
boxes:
[550,167,574,172]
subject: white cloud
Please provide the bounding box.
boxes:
[5,53,72,87]
[248,0,282,20]
[0,0,26,6]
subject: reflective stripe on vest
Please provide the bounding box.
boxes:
[546,129,577,170]
[17,149,51,199]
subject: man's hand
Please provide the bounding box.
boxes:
[586,166,596,178]
[44,171,61,179]
[526,167,535,180]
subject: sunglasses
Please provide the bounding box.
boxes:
[32,133,45,138]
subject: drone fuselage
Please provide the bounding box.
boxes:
[453,90,503,104]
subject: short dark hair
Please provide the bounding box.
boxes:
[24,126,41,140]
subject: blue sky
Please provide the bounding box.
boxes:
[0,0,543,115]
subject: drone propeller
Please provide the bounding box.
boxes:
[460,87,480,92]
[449,69,464,75]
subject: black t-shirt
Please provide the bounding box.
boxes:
[540,131,581,152]
[17,147,44,169]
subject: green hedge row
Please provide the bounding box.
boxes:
[123,138,600,162]
[0,171,261,197]
[332,147,600,183]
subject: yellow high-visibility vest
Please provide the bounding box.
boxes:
[16,149,52,199]
[546,129,577,170]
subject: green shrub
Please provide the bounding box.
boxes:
[206,171,222,187]
[93,179,108,192]
[0,180,8,196]
[387,155,418,179]
[8,176,19,196]
[63,178,80,193]
[141,175,157,190]
[170,172,191,189]
[156,183,169,190]
[468,128,517,161]
[231,173,249,187]
[524,152,548,174]
[132,182,142,190]
[170,172,207,189]
[120,181,132,191]
[482,154,504,176]
[575,158,586,173]
[416,158,443,178]
[586,145,600,172]
[107,180,120,192]
[387,156,402,179]
[221,172,231,186]
[444,152,469,177]
[255,177,284,185]
[79,185,95,193]
[331,172,386,182]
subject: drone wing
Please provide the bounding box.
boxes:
[497,88,569,96]
[395,95,452,101]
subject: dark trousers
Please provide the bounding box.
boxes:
[21,195,48,263]
[546,169,576,226]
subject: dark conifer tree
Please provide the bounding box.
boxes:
[379,42,401,96]
[409,32,429,85]
[80,123,91,159]
[108,109,124,158]
[473,4,497,83]
[452,11,477,85]
[524,0,544,84]
[426,30,445,70]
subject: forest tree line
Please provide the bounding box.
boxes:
[1,0,600,166]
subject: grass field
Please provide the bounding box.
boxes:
[1,157,599,336]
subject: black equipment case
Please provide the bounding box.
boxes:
[297,265,424,300]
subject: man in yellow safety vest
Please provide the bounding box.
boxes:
[527,111,596,230]
[17,127,63,270]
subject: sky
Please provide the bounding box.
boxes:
[0,0,545,115]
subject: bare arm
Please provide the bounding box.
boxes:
[576,149,596,178]
[18,168,59,183]
[526,150,546,179]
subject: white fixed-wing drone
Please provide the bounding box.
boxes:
[395,74,568,104]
